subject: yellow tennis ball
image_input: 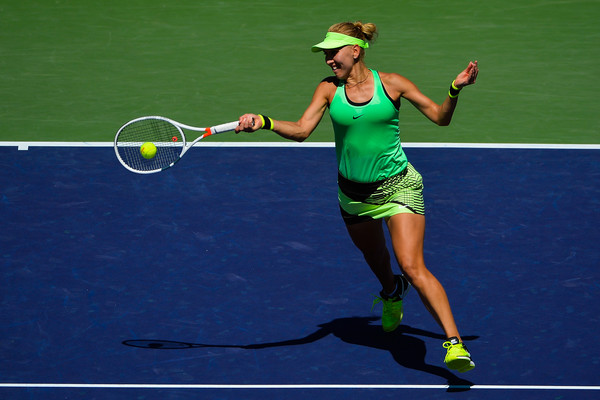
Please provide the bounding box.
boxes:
[140,142,157,159]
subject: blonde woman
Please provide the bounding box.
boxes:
[237,21,478,372]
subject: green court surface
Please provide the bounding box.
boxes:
[1,0,598,144]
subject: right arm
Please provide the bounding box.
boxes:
[235,80,334,142]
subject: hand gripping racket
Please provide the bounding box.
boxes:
[114,116,239,174]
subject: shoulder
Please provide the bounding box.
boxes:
[320,76,341,88]
[377,71,420,99]
[314,76,340,102]
[378,72,413,90]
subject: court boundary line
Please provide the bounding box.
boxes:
[1,141,600,150]
[0,383,599,390]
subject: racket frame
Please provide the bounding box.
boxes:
[114,115,239,174]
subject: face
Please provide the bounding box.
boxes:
[323,45,360,80]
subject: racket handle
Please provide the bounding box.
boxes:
[210,121,239,134]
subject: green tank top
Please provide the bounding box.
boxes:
[330,69,407,183]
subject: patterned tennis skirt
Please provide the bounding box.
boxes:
[338,162,425,225]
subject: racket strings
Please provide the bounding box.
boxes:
[116,118,184,172]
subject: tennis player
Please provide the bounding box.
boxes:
[236,21,478,373]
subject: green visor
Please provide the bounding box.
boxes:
[311,32,369,53]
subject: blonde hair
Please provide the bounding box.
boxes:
[328,21,378,44]
[327,22,377,60]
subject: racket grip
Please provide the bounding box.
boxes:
[210,121,240,134]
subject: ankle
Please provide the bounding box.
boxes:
[446,336,462,345]
[382,280,398,298]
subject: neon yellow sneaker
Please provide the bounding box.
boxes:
[371,275,411,332]
[443,337,475,372]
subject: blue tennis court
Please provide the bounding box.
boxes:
[1,144,598,399]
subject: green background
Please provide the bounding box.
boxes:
[1,0,598,143]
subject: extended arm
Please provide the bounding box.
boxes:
[235,80,333,142]
[397,61,479,126]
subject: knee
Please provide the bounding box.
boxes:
[398,259,428,287]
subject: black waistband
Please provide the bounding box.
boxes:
[337,168,408,202]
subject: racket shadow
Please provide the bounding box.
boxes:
[123,316,477,389]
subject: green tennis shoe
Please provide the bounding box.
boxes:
[372,274,411,332]
[443,337,475,372]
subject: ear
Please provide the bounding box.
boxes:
[352,45,362,60]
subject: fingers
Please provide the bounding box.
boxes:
[455,61,479,87]
[235,113,259,133]
[468,60,479,84]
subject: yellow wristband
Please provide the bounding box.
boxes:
[448,80,461,98]
[258,114,266,129]
[259,114,274,130]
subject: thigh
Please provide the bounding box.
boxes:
[386,213,426,269]
[345,218,387,254]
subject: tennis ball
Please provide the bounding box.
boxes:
[140,142,157,159]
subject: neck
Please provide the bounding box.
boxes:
[346,65,370,87]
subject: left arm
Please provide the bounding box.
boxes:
[386,61,479,126]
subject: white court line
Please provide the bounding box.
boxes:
[0,383,599,390]
[1,141,600,150]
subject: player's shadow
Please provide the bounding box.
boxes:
[123,316,476,390]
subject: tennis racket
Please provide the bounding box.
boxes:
[114,116,239,174]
